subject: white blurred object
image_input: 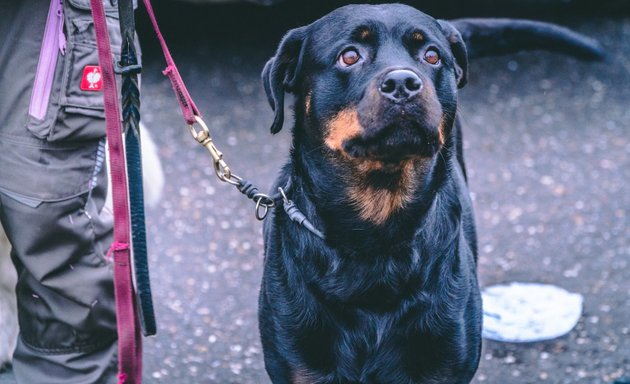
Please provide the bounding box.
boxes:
[104,122,165,213]
[482,282,583,343]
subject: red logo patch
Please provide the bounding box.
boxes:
[80,65,103,91]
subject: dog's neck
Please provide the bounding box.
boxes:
[290,132,456,249]
[283,137,467,311]
[339,156,429,225]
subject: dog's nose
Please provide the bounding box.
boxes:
[379,70,423,102]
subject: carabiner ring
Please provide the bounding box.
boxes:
[187,115,210,141]
[254,193,275,221]
[223,172,242,187]
[255,198,269,221]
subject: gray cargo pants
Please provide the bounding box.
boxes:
[0,1,136,382]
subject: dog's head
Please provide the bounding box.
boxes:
[263,4,467,165]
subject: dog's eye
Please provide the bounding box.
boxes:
[339,49,361,66]
[423,49,440,65]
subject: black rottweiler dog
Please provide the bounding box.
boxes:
[259,5,602,383]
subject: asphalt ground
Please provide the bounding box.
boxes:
[1,3,628,384]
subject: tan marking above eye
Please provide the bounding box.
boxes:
[412,31,424,42]
[360,29,371,40]
[324,108,363,152]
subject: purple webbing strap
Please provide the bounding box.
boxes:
[88,0,143,382]
[141,0,201,125]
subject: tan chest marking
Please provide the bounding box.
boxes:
[347,160,421,225]
[322,107,429,225]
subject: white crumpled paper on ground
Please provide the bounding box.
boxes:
[481,282,584,343]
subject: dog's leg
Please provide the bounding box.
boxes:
[264,357,293,384]
[259,287,297,384]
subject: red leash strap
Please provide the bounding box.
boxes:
[88,0,143,383]
[140,0,201,125]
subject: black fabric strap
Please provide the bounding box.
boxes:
[117,0,157,337]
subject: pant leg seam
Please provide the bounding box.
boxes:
[88,139,106,195]
[20,334,117,355]
[85,139,108,266]
[95,347,119,384]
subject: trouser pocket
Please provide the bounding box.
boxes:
[26,0,139,142]
[0,139,116,352]
[58,13,123,118]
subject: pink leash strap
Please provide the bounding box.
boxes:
[88,0,143,383]
[140,0,201,125]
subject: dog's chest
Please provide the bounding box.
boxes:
[309,307,465,383]
[311,309,404,378]
[293,244,475,381]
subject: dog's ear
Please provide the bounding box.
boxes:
[438,20,468,88]
[262,27,308,134]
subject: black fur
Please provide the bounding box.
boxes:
[259,4,602,384]
[450,18,604,60]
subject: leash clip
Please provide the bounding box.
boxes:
[187,115,274,220]
[278,186,290,205]
[187,115,232,181]
[277,187,325,240]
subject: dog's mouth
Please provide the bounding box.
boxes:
[342,119,441,164]
[335,95,445,164]
[323,98,445,165]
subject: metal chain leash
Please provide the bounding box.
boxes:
[187,116,275,220]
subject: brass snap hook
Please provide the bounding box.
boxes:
[188,115,232,181]
[187,114,275,221]
[187,115,210,142]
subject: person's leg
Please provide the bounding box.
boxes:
[0,138,118,384]
[0,221,18,368]
[0,1,138,381]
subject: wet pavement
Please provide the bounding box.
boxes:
[1,4,629,384]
